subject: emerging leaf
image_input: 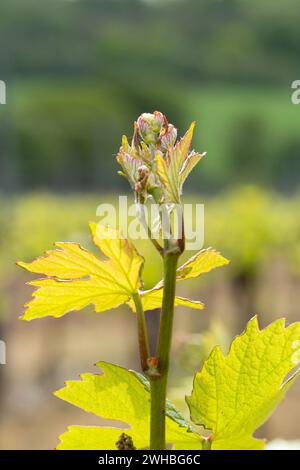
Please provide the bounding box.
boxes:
[116,114,205,203]
[186,316,300,450]
[55,362,202,450]
[176,248,229,280]
[179,151,205,189]
[142,248,229,310]
[156,122,205,203]
[129,287,204,312]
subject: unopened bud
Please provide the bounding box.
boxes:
[137,111,166,145]
[161,124,177,150]
[137,164,150,180]
[135,165,150,195]
[147,356,161,379]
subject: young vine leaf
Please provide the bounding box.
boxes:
[55,362,202,450]
[130,286,205,312]
[18,223,209,320]
[176,248,229,280]
[139,248,229,307]
[156,122,205,203]
[17,224,144,320]
[186,316,300,450]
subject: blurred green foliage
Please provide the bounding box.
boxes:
[0,0,299,192]
[186,88,300,193]
[205,186,300,276]
[2,187,299,283]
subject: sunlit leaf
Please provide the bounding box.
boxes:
[186,317,300,450]
[18,223,225,319]
[179,151,205,189]
[90,223,143,293]
[24,278,130,319]
[156,122,201,203]
[55,361,202,450]
[137,248,229,313]
[18,242,106,279]
[156,154,172,198]
[116,137,143,191]
[176,248,229,280]
[18,224,144,320]
[128,286,204,312]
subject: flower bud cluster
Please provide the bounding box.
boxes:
[116,111,202,204]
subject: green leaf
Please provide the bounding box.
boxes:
[176,248,229,280]
[129,286,204,312]
[179,151,205,190]
[186,316,300,450]
[116,136,143,191]
[55,362,202,450]
[156,122,204,203]
[18,224,144,320]
[136,248,229,312]
[18,224,224,320]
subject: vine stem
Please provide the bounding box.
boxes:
[132,292,150,373]
[136,200,164,256]
[150,252,180,450]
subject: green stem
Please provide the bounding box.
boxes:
[132,292,150,373]
[147,225,163,255]
[202,437,212,450]
[137,201,163,256]
[150,252,179,450]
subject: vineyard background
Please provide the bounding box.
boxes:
[0,0,299,448]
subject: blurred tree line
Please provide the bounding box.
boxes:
[0,0,299,193]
